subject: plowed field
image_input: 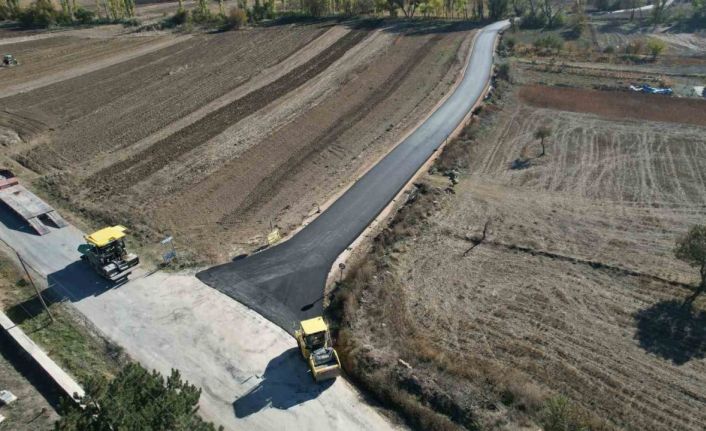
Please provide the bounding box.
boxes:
[1,21,475,263]
[339,85,706,429]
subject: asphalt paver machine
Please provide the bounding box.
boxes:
[78,225,139,281]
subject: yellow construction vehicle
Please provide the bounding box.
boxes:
[295,317,341,382]
[78,226,139,281]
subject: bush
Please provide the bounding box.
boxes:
[624,38,644,54]
[302,0,329,16]
[539,395,590,431]
[646,37,666,59]
[225,7,246,29]
[56,363,221,431]
[18,0,58,27]
[170,8,189,24]
[74,7,95,24]
[520,12,546,29]
[0,3,10,20]
[355,0,375,14]
[497,62,511,81]
[249,0,274,21]
[534,34,564,51]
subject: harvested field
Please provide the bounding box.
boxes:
[335,83,706,430]
[520,84,706,126]
[2,21,475,263]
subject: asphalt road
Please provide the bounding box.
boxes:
[197,20,510,334]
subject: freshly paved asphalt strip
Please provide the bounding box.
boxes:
[197,20,510,334]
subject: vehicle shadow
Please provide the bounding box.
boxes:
[5,261,124,325]
[232,348,334,418]
[634,299,706,365]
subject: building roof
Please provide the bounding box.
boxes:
[85,225,127,247]
[300,317,328,335]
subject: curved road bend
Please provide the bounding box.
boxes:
[197,20,510,333]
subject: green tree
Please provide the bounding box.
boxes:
[675,225,706,303]
[534,125,551,156]
[647,38,666,59]
[488,0,509,19]
[694,0,706,19]
[55,363,222,431]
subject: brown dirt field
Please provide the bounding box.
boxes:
[336,85,706,430]
[519,84,706,126]
[0,33,184,98]
[151,27,472,260]
[7,24,325,169]
[2,21,474,264]
[86,29,369,194]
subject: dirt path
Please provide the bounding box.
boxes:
[0,35,191,98]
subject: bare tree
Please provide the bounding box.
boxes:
[675,225,706,303]
[534,126,551,156]
[393,0,420,16]
[541,0,563,27]
[652,0,668,23]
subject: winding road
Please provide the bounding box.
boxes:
[197,20,510,334]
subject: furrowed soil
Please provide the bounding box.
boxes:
[335,79,706,429]
[2,21,474,264]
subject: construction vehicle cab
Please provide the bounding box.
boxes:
[78,225,139,281]
[295,317,341,382]
[1,54,18,67]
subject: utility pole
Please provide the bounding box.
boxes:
[16,252,53,322]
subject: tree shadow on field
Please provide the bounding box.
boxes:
[232,348,334,418]
[634,299,706,365]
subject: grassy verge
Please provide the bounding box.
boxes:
[0,253,127,386]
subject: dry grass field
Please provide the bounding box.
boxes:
[0,20,474,263]
[334,78,706,429]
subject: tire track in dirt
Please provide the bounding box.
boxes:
[87,30,369,196]
[219,34,444,225]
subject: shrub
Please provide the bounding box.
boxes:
[497,62,511,81]
[355,0,375,14]
[624,38,644,54]
[168,8,189,25]
[534,34,564,51]
[74,7,95,24]
[646,37,666,59]
[539,395,590,431]
[521,12,546,28]
[225,7,246,29]
[302,0,329,16]
[0,3,10,20]
[249,0,274,21]
[18,0,58,27]
[603,44,615,54]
